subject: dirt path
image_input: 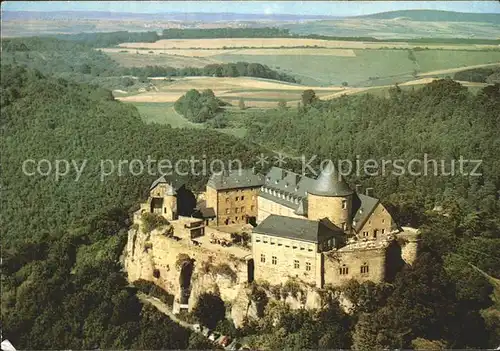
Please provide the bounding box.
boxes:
[138,292,194,329]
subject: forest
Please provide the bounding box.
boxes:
[454,66,500,83]
[174,89,226,123]
[1,30,500,349]
[0,64,265,349]
[122,62,298,82]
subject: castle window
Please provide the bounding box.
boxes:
[153,269,160,278]
[382,219,385,223]
[235,216,239,221]
[270,238,275,245]
[278,239,283,246]
[342,222,347,231]
[236,196,239,201]
[339,265,349,275]
[342,200,347,209]
[251,205,255,211]
[261,254,266,263]
[272,256,277,265]
[294,260,299,269]
[305,262,311,271]
[363,231,369,237]
[361,264,369,274]
[292,244,297,249]
[241,196,245,200]
[308,244,314,252]
[381,229,385,234]
[373,229,378,239]
[263,237,268,243]
[300,244,305,251]
[241,206,245,213]
[164,208,167,213]
[255,236,261,243]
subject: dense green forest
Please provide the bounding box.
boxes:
[0,65,266,348]
[454,66,500,83]
[174,89,226,123]
[239,81,500,348]
[123,62,298,82]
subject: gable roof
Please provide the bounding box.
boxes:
[207,169,264,190]
[150,175,185,191]
[253,214,344,243]
[308,161,353,197]
[351,193,380,232]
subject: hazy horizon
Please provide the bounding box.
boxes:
[2,1,500,16]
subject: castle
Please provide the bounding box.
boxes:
[135,162,420,289]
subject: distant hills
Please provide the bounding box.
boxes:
[2,9,499,23]
[1,10,337,22]
[357,9,500,24]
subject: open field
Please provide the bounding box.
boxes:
[285,18,500,40]
[130,102,203,127]
[117,38,500,50]
[103,42,500,86]
[128,101,248,137]
[103,50,219,68]
[115,76,344,104]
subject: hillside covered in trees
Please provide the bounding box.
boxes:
[240,81,500,348]
[0,65,265,349]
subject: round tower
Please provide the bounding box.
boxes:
[307,161,353,232]
[163,185,178,220]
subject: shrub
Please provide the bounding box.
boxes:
[211,263,237,283]
[282,279,301,299]
[133,279,174,306]
[141,212,169,233]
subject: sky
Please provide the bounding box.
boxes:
[2,1,500,16]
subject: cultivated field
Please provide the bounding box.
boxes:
[117,38,412,49]
[104,39,500,86]
[115,76,344,105]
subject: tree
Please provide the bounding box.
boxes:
[192,293,226,329]
[277,99,287,109]
[238,98,246,110]
[301,89,317,106]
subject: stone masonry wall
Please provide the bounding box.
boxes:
[323,246,387,287]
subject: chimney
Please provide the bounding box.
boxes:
[355,184,362,194]
[365,187,374,197]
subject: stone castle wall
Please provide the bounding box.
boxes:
[323,245,387,287]
[124,225,249,307]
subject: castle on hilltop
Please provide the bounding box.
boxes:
[136,163,420,289]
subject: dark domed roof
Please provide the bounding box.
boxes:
[309,161,353,197]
